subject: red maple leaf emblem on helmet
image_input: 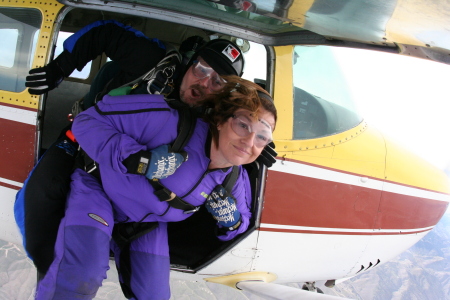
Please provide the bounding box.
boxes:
[223,45,240,62]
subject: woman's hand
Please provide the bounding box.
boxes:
[205,185,241,231]
[122,145,187,179]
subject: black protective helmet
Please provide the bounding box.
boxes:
[193,39,245,76]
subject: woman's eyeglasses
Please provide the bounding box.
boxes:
[231,114,273,148]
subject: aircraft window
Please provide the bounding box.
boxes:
[0,8,41,93]
[55,31,92,79]
[57,30,262,82]
[0,29,18,68]
[292,45,363,139]
[114,0,301,36]
[30,30,39,69]
[241,41,267,84]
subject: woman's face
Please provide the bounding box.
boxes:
[212,108,276,168]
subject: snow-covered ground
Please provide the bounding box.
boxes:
[2,213,450,299]
[0,239,269,300]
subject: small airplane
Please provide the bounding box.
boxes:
[1,0,449,298]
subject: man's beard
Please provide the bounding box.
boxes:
[180,84,208,106]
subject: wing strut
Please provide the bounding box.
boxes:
[236,281,353,300]
[204,272,353,299]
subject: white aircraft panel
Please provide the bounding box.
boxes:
[0,185,23,245]
[196,231,259,276]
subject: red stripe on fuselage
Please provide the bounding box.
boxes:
[262,169,448,231]
[0,181,21,190]
[0,119,35,183]
[376,191,448,230]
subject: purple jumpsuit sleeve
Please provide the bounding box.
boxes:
[72,94,170,174]
[217,167,252,241]
[73,113,145,174]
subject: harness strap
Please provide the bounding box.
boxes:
[126,51,180,96]
[223,165,240,194]
[148,179,200,214]
[112,222,159,299]
[166,99,196,152]
[113,222,159,250]
[148,165,240,216]
[78,148,101,180]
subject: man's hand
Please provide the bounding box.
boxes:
[205,185,241,231]
[25,61,65,95]
[145,145,187,179]
[256,141,277,168]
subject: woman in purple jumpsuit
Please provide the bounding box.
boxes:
[35,76,277,299]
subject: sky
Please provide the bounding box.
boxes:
[243,43,450,171]
[337,48,450,171]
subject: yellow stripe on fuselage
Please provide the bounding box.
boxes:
[1,0,63,110]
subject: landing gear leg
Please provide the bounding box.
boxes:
[301,282,324,294]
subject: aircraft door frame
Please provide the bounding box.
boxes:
[0,0,65,244]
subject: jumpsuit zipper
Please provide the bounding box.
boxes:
[179,166,231,199]
[179,169,211,198]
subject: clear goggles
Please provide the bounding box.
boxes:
[231,113,273,148]
[192,59,227,92]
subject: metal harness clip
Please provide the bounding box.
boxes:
[85,161,98,174]
[184,206,200,214]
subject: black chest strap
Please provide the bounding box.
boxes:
[166,99,196,152]
[149,165,239,215]
[149,178,200,214]
[223,165,239,192]
[127,51,181,97]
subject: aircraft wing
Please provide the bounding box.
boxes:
[58,0,450,65]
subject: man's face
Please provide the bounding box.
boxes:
[179,57,227,106]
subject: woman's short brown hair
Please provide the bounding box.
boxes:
[200,75,277,147]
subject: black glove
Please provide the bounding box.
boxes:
[256,141,277,168]
[25,61,65,95]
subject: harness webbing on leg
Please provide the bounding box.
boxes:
[112,222,159,299]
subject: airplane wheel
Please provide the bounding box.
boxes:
[301,284,324,294]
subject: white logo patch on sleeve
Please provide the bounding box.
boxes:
[88,213,109,226]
